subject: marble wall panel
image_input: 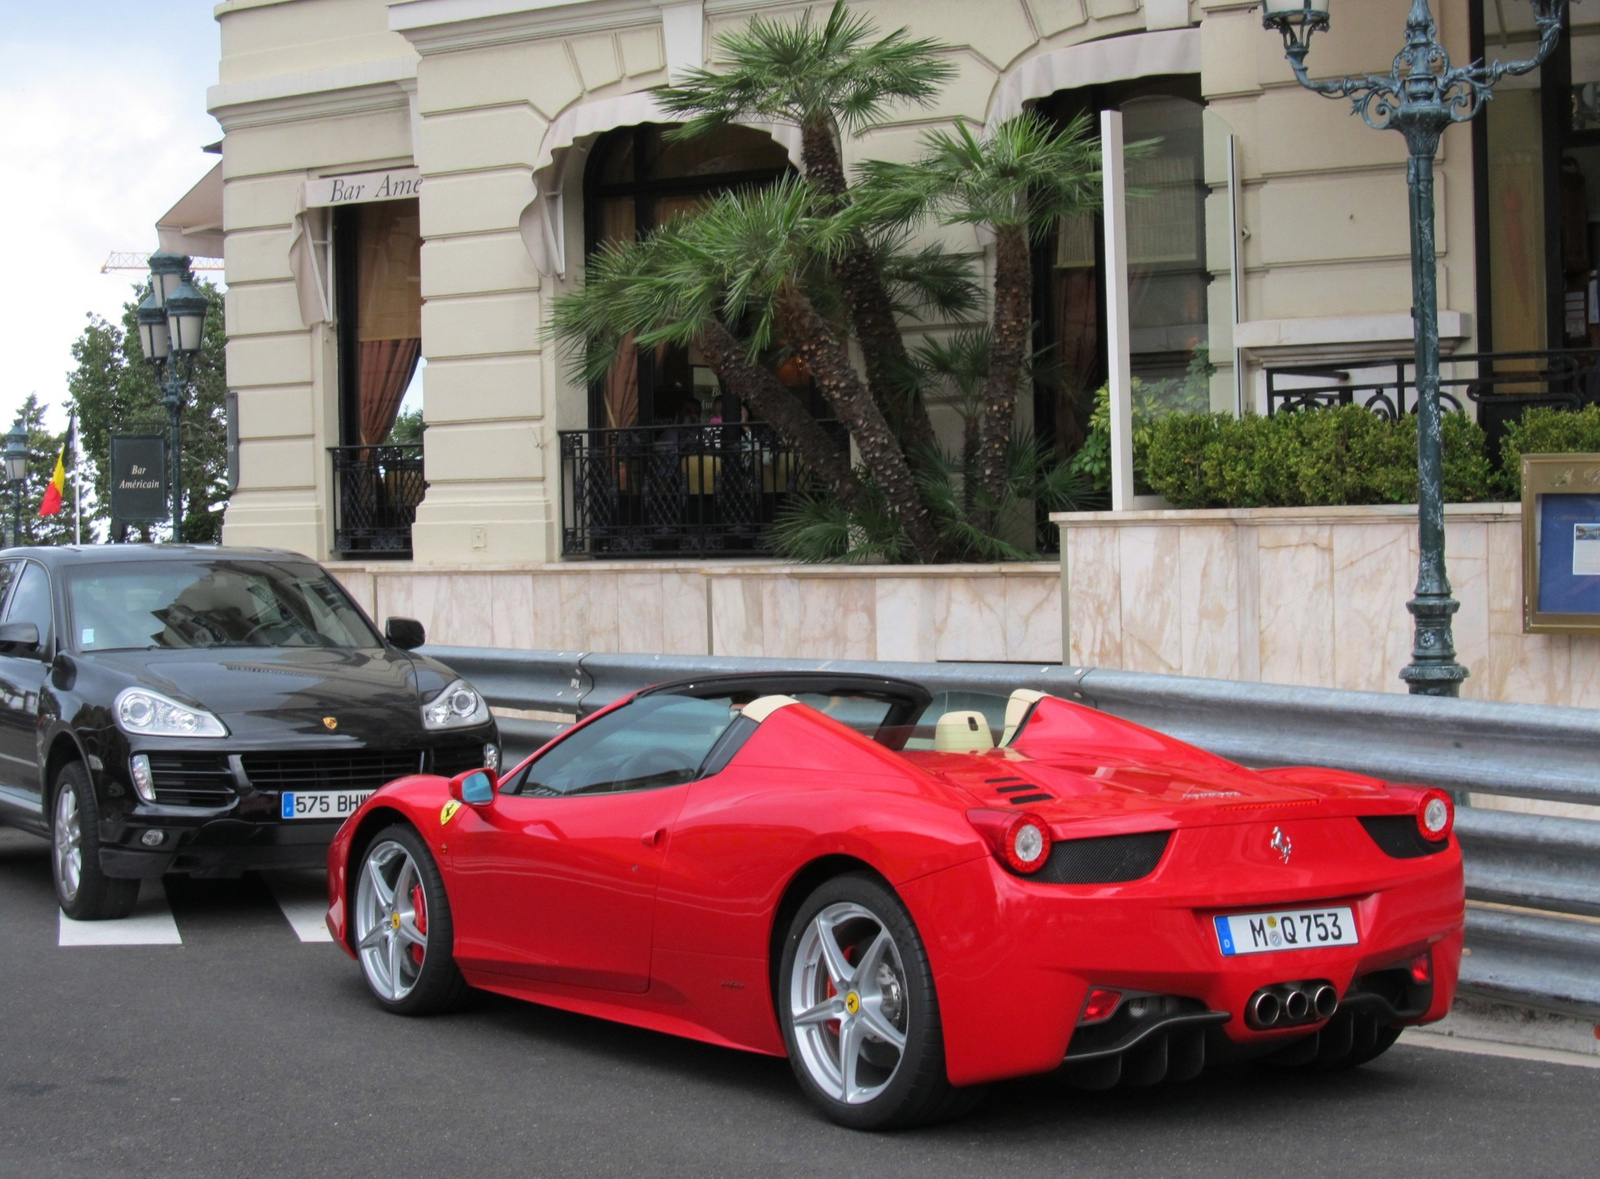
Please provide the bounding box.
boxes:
[558,573,618,652]
[660,572,708,655]
[331,569,376,623]
[529,573,565,649]
[1117,527,1183,674]
[876,579,939,662]
[615,572,665,655]
[934,578,1008,661]
[709,577,763,657]
[488,573,535,650]
[1004,574,1062,663]
[1446,522,1491,700]
[372,574,414,633]
[1177,526,1240,680]
[1329,521,1414,693]
[1256,523,1335,687]
[1483,520,1570,705]
[1066,527,1123,668]
[765,577,875,660]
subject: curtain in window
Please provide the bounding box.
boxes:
[356,201,422,444]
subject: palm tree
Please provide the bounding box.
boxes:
[863,112,1102,515]
[656,0,953,452]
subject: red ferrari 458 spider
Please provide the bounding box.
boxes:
[326,672,1464,1129]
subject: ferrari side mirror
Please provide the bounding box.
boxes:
[451,768,496,805]
[385,617,426,650]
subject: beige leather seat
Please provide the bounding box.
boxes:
[934,710,994,752]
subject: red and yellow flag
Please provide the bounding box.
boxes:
[38,422,70,518]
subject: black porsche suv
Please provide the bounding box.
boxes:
[0,545,498,919]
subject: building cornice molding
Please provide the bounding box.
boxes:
[211,82,413,133]
[389,0,681,54]
[209,56,419,130]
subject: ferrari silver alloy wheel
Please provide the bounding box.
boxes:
[53,786,83,903]
[355,840,429,1002]
[790,901,910,1105]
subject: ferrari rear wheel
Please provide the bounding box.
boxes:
[353,824,468,1016]
[779,874,982,1130]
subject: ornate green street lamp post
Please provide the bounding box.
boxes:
[1261,0,1573,696]
[3,424,28,549]
[136,252,209,541]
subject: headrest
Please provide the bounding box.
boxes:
[934,710,994,752]
[1001,689,1047,745]
[742,694,799,722]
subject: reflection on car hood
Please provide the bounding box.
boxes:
[83,646,431,744]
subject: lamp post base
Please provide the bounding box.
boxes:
[1400,591,1468,696]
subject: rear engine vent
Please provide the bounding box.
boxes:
[147,752,236,807]
[1359,815,1449,859]
[988,777,1055,806]
[1035,831,1172,884]
[241,750,424,793]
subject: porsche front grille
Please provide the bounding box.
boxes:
[1035,831,1172,884]
[146,752,236,807]
[240,750,425,793]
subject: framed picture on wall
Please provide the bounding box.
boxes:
[1522,453,1600,632]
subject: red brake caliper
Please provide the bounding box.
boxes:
[410,883,428,965]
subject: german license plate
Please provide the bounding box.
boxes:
[1214,907,1358,956]
[280,790,373,820]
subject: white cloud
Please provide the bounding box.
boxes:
[0,22,218,434]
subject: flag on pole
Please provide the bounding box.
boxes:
[39,417,72,518]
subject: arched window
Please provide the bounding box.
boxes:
[583,123,792,430]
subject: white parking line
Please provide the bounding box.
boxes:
[263,870,334,942]
[1401,1028,1600,1070]
[58,879,181,946]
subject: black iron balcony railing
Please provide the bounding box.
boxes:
[560,421,839,557]
[329,444,424,558]
[1265,349,1600,453]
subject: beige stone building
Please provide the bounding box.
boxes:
[183,0,1600,703]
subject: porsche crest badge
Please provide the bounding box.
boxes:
[322,716,338,731]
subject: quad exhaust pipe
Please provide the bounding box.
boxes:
[1246,980,1339,1029]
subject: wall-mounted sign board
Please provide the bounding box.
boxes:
[303,168,422,208]
[1522,453,1600,632]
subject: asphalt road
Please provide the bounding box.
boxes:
[2,826,1597,1179]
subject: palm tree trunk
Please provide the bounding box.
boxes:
[976,223,1031,514]
[800,118,936,456]
[696,321,861,507]
[775,285,940,562]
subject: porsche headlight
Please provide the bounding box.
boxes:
[115,688,228,738]
[422,679,490,730]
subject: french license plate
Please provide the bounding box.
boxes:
[1214,907,1358,956]
[280,790,373,820]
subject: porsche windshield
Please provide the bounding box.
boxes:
[66,561,381,651]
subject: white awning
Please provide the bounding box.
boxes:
[288,168,426,326]
[156,161,224,257]
[984,28,1202,131]
[520,90,803,278]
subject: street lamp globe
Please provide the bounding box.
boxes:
[165,279,209,355]
[1261,0,1330,25]
[3,425,28,485]
[136,292,171,363]
[147,252,189,310]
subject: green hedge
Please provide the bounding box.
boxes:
[1499,405,1600,495]
[1142,406,1497,509]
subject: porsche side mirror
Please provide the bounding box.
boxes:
[451,768,496,805]
[386,617,425,650]
[0,621,40,652]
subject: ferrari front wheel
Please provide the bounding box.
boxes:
[353,824,468,1016]
[778,874,981,1129]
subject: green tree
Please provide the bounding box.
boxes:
[66,280,229,542]
[3,394,70,546]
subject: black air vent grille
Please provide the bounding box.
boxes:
[146,752,235,807]
[431,743,489,776]
[1035,831,1172,884]
[1359,815,1449,859]
[241,750,423,792]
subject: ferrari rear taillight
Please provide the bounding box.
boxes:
[1417,789,1454,842]
[966,809,1053,874]
[1080,988,1121,1024]
[1409,951,1432,985]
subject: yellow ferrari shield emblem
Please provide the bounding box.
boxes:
[322,717,338,730]
[844,991,860,1015]
[440,800,461,826]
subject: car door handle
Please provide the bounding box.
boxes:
[641,827,665,848]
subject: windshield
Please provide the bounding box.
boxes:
[65,561,381,651]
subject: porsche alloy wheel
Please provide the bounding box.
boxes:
[52,761,138,921]
[779,874,982,1129]
[53,785,82,905]
[353,825,468,1016]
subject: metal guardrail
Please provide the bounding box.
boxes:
[424,646,1600,1021]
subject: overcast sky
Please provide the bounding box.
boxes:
[0,1,220,435]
